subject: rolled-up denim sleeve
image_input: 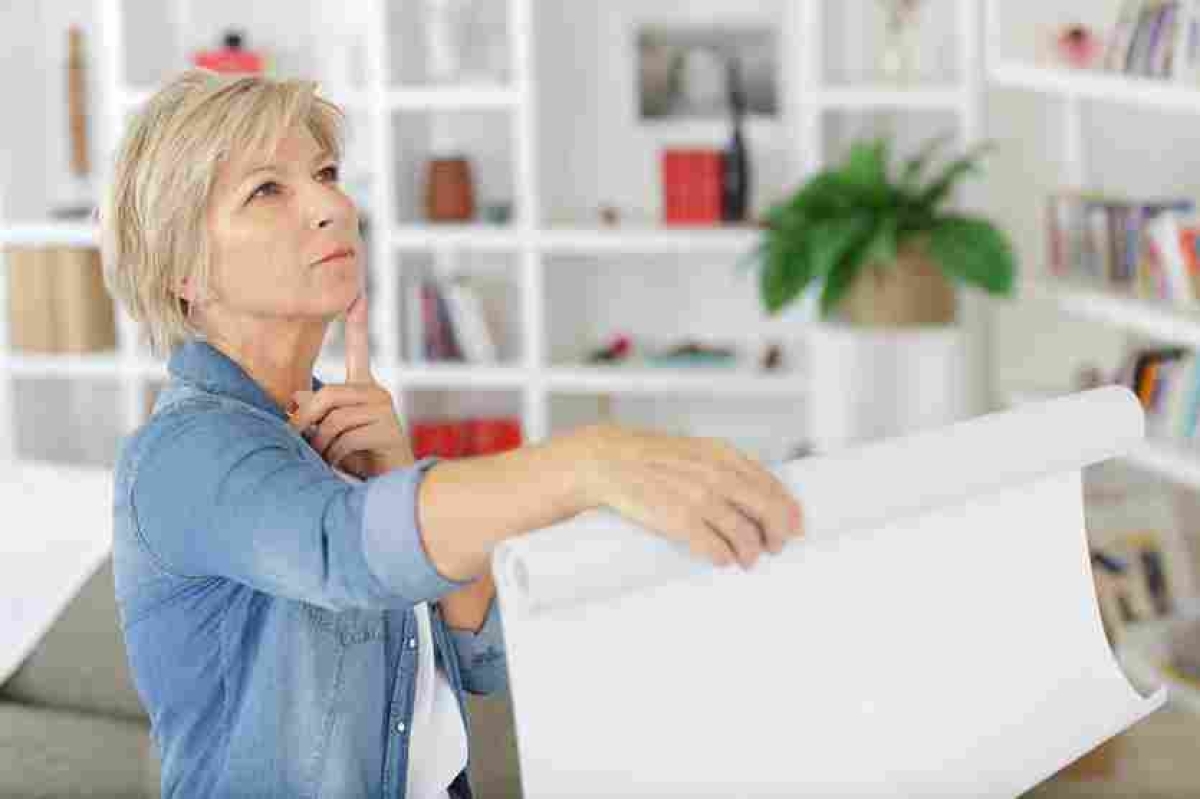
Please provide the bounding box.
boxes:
[130,409,470,611]
[362,457,473,604]
[445,596,508,696]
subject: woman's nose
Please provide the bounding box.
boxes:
[305,183,355,231]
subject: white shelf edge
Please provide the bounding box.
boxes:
[2,354,166,379]
[815,85,966,110]
[306,359,808,397]
[388,86,517,110]
[990,61,1200,114]
[1024,277,1200,348]
[537,226,761,254]
[389,225,520,250]
[0,221,762,254]
[0,223,98,247]
[543,365,808,398]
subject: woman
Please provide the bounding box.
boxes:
[102,69,803,798]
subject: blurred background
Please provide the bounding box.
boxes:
[3,0,1200,796]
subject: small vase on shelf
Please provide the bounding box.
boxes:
[876,0,923,85]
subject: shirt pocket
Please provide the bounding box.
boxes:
[297,601,386,646]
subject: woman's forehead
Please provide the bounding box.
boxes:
[217,128,327,186]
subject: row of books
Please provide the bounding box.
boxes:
[1105,0,1200,82]
[4,247,117,353]
[1046,191,1200,306]
[411,416,522,458]
[404,276,498,363]
[1119,345,1200,439]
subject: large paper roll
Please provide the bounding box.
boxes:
[495,385,1145,615]
[491,385,1164,797]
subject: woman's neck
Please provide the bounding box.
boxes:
[204,321,327,413]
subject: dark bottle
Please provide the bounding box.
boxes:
[721,57,751,223]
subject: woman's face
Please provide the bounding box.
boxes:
[201,125,362,326]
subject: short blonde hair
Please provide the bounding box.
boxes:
[99,69,345,358]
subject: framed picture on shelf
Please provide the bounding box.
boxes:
[635,24,777,120]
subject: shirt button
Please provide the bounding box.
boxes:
[396,721,406,734]
[408,637,417,649]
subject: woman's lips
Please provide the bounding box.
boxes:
[315,249,355,266]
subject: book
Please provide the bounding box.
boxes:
[1146,211,1198,307]
[5,248,57,353]
[441,279,497,363]
[4,246,116,354]
[54,248,116,353]
[1108,0,1147,71]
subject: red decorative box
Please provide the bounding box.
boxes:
[411,421,470,459]
[661,148,723,226]
[410,416,523,459]
[466,417,523,455]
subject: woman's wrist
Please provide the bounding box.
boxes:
[558,422,609,514]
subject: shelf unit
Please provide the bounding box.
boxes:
[986,3,1200,730]
[986,0,1200,489]
[0,0,987,465]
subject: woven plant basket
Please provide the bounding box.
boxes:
[837,241,957,327]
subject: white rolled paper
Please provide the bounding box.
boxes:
[491,385,1166,797]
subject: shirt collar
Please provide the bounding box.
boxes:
[167,338,325,421]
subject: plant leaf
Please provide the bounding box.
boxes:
[926,215,1017,295]
[860,213,900,269]
[917,141,996,211]
[759,236,812,314]
[899,131,953,193]
[819,254,865,317]
[839,138,891,207]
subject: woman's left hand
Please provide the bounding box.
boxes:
[288,294,415,479]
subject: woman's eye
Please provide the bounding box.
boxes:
[249,181,280,201]
[318,165,340,182]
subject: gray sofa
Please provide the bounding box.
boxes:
[0,557,522,798]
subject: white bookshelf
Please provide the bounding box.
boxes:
[987,0,1200,487]
[987,2,1200,725]
[0,0,987,464]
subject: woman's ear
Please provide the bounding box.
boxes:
[177,276,198,303]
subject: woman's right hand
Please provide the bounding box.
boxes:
[571,423,804,570]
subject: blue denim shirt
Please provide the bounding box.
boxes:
[111,339,507,798]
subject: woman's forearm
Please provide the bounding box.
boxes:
[416,427,595,582]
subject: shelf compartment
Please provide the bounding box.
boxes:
[9,376,126,466]
[386,0,512,90]
[391,108,517,229]
[546,392,809,465]
[396,250,524,368]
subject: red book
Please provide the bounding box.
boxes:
[662,148,722,225]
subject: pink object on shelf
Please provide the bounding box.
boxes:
[1055,24,1102,70]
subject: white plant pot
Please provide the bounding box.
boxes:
[806,321,969,451]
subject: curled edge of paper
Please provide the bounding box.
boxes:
[493,385,1146,617]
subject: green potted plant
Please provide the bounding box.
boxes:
[743,133,1017,327]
